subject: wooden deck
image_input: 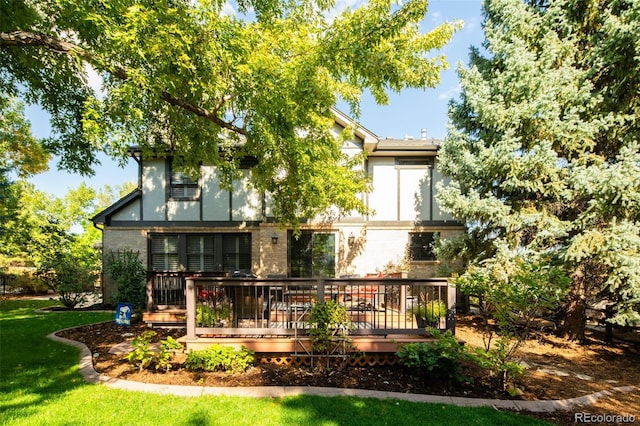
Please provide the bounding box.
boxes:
[144,276,456,355]
[181,334,434,354]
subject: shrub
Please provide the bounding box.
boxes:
[124,331,183,373]
[396,328,467,382]
[36,255,97,308]
[455,258,569,389]
[465,339,525,390]
[5,269,48,295]
[185,345,254,373]
[307,300,354,355]
[125,331,157,372]
[156,336,183,373]
[109,249,146,309]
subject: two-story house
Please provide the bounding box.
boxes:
[92,108,463,309]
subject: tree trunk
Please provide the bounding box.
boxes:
[562,294,587,342]
[561,269,588,342]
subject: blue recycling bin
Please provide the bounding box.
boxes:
[115,302,134,326]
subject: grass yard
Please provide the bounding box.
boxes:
[0,299,552,425]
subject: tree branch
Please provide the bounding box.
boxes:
[0,30,243,135]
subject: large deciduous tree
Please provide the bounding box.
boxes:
[1,0,459,226]
[0,96,50,236]
[436,0,640,341]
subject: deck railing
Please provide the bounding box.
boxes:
[181,277,456,340]
[147,272,189,310]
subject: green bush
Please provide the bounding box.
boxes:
[109,249,146,309]
[185,344,254,373]
[396,328,467,382]
[6,269,48,295]
[455,258,569,389]
[125,331,157,372]
[307,300,353,355]
[124,331,183,373]
[465,339,526,390]
[156,336,183,373]
[36,255,97,308]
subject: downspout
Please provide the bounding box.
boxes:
[93,221,105,304]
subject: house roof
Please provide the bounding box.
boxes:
[92,189,141,225]
[367,136,442,157]
[330,107,379,151]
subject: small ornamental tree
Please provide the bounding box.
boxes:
[455,257,570,389]
[36,253,97,308]
[307,300,354,362]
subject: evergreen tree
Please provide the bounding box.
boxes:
[436,0,640,341]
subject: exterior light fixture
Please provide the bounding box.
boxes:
[348,233,355,247]
[271,232,279,244]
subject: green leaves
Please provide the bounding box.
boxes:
[184,344,254,373]
[437,0,640,336]
[1,0,458,227]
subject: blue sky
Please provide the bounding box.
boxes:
[27,0,484,198]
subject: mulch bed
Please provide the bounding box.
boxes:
[55,315,640,425]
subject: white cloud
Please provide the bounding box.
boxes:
[463,16,479,32]
[437,84,462,101]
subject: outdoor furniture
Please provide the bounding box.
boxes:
[232,286,268,327]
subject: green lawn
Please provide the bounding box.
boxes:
[0,299,552,425]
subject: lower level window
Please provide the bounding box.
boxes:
[289,231,335,278]
[150,233,251,272]
[409,232,436,261]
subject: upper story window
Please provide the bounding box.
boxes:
[396,157,435,167]
[409,232,436,261]
[170,169,200,200]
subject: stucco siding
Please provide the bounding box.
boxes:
[369,158,398,220]
[142,161,166,220]
[432,168,455,221]
[232,170,261,221]
[398,167,431,221]
[167,200,200,221]
[111,200,141,221]
[202,166,230,221]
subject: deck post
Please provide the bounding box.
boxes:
[186,277,196,340]
[446,279,456,334]
[146,273,154,312]
[317,278,325,302]
[399,284,408,314]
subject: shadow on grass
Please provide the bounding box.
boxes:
[0,300,552,426]
[278,395,550,426]
[0,300,113,420]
